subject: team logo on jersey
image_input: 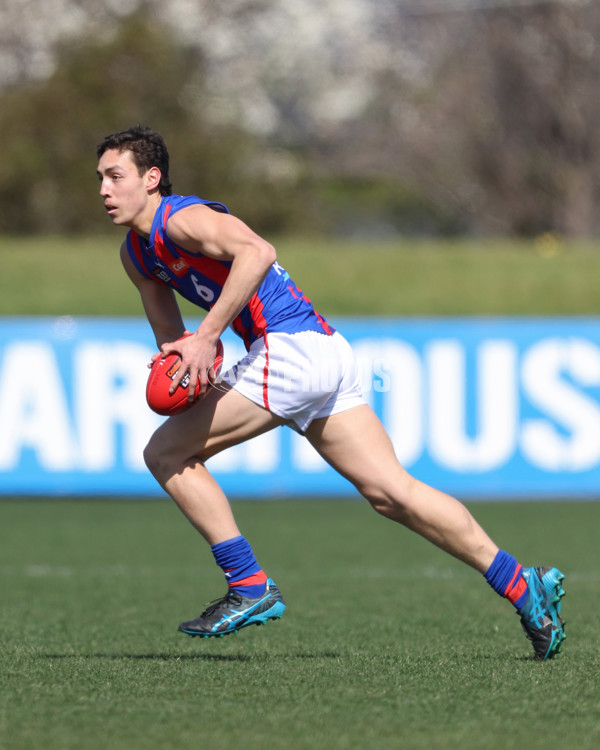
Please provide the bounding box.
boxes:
[169,258,189,277]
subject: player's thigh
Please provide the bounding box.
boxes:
[305,404,408,494]
[148,384,285,462]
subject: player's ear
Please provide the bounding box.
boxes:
[146,167,161,191]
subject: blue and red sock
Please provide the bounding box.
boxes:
[484,550,529,610]
[211,535,267,598]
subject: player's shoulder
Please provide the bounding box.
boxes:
[163,194,230,217]
[164,197,232,246]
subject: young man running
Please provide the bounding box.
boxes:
[96,125,565,660]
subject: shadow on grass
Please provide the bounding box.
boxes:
[42,651,341,662]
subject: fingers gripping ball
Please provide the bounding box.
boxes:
[146,338,224,416]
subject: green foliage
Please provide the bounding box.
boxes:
[0,498,598,750]
[0,15,300,235]
[2,6,600,238]
[0,13,476,239]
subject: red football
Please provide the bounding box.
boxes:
[146,338,224,416]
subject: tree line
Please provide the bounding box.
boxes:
[0,3,598,238]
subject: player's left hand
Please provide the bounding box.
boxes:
[160,331,219,402]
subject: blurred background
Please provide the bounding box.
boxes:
[1,0,598,240]
[1,8,598,744]
[2,0,600,499]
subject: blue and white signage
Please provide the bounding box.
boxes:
[1,316,600,498]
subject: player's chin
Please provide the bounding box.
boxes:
[105,208,125,224]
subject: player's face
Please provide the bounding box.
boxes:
[97,149,152,229]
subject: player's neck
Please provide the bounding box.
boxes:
[130,192,163,239]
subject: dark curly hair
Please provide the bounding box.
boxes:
[97,125,173,196]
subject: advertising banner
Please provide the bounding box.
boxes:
[2,316,600,498]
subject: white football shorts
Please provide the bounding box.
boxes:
[221,330,365,433]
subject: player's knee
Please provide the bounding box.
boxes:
[361,475,417,520]
[144,427,210,481]
[143,430,180,480]
[366,490,398,518]
[357,480,393,513]
[143,433,163,479]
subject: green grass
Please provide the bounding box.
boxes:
[1,498,599,750]
[2,234,600,316]
[2,235,599,747]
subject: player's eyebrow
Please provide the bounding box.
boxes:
[98,164,119,175]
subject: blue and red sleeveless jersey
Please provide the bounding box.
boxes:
[125,195,334,350]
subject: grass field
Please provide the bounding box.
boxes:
[2,234,600,748]
[2,234,600,316]
[1,497,600,750]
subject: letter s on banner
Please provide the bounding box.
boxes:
[521,338,600,472]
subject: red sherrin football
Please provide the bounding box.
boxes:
[146,338,224,416]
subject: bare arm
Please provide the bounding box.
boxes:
[167,204,276,341]
[159,205,277,398]
[120,241,186,348]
